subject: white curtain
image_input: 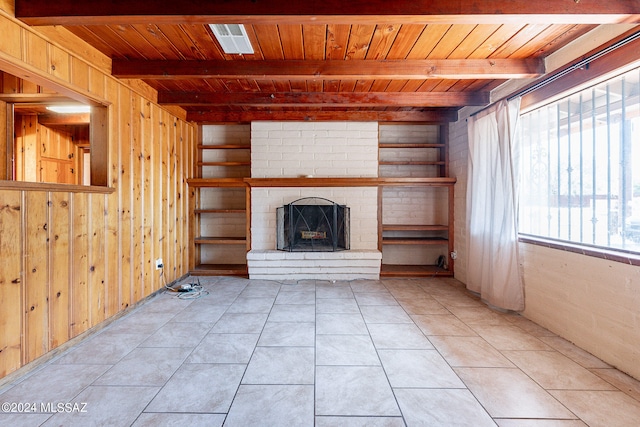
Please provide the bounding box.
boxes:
[466,98,524,311]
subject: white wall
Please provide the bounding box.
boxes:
[448,114,640,380]
[250,121,380,251]
[449,116,469,283]
[251,121,378,178]
[521,243,640,380]
[247,121,381,279]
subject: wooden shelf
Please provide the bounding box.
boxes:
[189,177,456,188]
[198,161,251,167]
[194,208,246,214]
[382,237,448,245]
[383,224,448,231]
[188,178,247,187]
[194,236,247,245]
[191,263,248,277]
[379,143,445,149]
[198,144,250,150]
[378,177,455,186]
[243,177,456,187]
[380,264,453,277]
[379,161,446,166]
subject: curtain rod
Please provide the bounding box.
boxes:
[469,29,640,118]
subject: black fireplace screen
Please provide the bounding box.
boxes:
[277,197,350,252]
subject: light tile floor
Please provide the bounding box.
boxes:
[2,276,640,426]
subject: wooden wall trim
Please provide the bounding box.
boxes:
[0,181,115,193]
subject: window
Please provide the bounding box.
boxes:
[1,70,109,187]
[519,66,640,253]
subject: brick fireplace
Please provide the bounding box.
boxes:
[246,122,382,280]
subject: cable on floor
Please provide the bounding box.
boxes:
[161,270,209,299]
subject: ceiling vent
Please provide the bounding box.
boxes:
[209,24,254,55]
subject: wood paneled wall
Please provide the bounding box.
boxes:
[13,113,86,184]
[0,6,195,378]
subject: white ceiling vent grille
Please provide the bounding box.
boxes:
[209,24,254,55]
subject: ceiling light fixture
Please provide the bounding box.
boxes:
[209,24,254,55]
[46,105,91,114]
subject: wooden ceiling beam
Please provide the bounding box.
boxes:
[186,109,459,123]
[37,113,90,126]
[16,0,640,25]
[0,93,78,104]
[159,91,489,107]
[113,59,545,80]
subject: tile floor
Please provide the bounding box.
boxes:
[1,276,640,426]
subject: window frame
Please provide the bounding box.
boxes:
[0,67,112,193]
[517,32,640,264]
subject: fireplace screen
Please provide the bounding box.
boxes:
[277,197,350,252]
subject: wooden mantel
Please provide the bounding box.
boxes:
[187,177,457,188]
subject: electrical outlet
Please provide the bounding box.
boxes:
[155,258,164,270]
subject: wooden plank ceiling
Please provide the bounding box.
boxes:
[15,0,640,123]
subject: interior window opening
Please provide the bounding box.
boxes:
[1,69,107,187]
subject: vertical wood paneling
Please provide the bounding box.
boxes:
[70,57,90,92]
[119,86,133,310]
[15,115,38,182]
[105,79,120,318]
[0,13,22,59]
[38,125,78,185]
[22,31,48,73]
[23,191,49,363]
[177,118,184,274]
[150,105,160,291]
[168,116,177,275]
[88,194,106,327]
[185,124,194,269]
[160,110,169,280]
[70,192,89,337]
[142,100,153,295]
[0,191,23,376]
[179,121,189,273]
[171,117,180,275]
[13,115,23,180]
[180,124,186,271]
[0,11,196,380]
[48,45,71,82]
[89,66,105,98]
[131,94,143,303]
[190,125,201,270]
[49,192,70,349]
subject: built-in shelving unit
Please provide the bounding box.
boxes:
[187,123,455,279]
[189,127,251,277]
[378,123,454,277]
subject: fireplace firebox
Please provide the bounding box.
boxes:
[277,197,350,252]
